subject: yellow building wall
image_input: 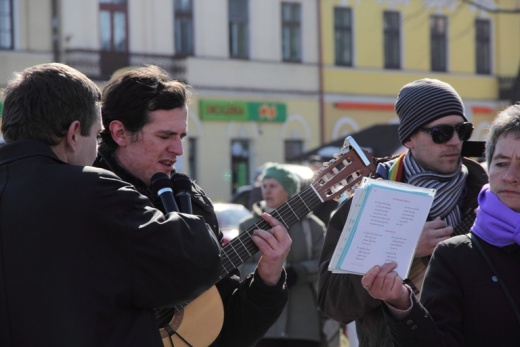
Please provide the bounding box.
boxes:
[319,0,516,145]
[495,0,520,76]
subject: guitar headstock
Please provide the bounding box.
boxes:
[311,136,376,202]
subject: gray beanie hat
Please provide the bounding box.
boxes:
[396,78,467,144]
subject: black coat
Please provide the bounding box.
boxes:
[94,148,288,347]
[385,234,520,347]
[0,140,222,347]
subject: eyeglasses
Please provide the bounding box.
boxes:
[419,122,474,144]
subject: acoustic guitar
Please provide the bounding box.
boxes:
[155,136,376,347]
[406,211,477,298]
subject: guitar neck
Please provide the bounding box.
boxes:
[452,211,476,237]
[217,186,322,279]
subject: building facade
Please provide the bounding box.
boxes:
[1,0,519,201]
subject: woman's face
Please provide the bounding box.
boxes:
[488,132,520,212]
[262,178,289,209]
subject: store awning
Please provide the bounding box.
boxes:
[295,123,485,162]
[296,123,403,161]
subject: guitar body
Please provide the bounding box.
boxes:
[160,286,224,347]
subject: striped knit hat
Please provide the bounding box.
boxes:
[396,78,467,144]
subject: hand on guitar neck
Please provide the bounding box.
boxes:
[251,212,292,286]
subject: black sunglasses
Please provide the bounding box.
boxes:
[419,122,474,144]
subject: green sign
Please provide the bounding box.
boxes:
[199,100,286,122]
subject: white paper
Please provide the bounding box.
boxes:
[329,177,436,279]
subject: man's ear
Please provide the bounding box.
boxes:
[66,120,81,152]
[403,138,413,150]
[109,120,128,146]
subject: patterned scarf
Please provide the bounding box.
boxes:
[383,152,468,227]
[472,184,520,246]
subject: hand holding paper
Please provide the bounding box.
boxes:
[329,177,436,279]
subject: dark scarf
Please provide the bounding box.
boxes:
[472,184,520,247]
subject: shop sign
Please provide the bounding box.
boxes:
[200,100,286,122]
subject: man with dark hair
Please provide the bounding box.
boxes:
[0,63,225,346]
[318,78,489,347]
[94,65,291,347]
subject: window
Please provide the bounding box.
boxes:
[285,139,304,163]
[430,15,447,72]
[383,11,400,69]
[231,140,250,194]
[99,0,128,52]
[228,0,249,59]
[281,2,301,63]
[476,18,491,75]
[0,0,13,50]
[334,7,353,66]
[174,0,194,56]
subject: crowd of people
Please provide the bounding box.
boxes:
[1,61,518,347]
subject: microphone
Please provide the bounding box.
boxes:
[171,172,193,214]
[150,172,179,213]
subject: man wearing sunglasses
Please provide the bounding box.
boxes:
[317,78,489,347]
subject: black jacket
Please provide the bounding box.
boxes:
[94,148,288,347]
[0,140,221,347]
[385,234,520,347]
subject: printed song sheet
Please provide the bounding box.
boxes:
[329,177,436,279]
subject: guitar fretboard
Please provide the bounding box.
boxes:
[218,185,323,279]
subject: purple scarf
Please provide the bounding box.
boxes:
[472,184,520,246]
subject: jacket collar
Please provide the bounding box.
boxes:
[0,140,64,166]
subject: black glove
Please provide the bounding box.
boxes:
[285,266,298,288]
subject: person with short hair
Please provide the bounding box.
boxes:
[0,63,223,347]
[94,65,291,347]
[361,103,520,346]
[318,78,489,347]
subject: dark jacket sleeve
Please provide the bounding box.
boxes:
[92,171,223,309]
[317,198,384,323]
[383,240,466,347]
[190,182,288,347]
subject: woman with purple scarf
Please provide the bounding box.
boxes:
[360,104,520,347]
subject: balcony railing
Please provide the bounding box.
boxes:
[498,61,520,104]
[64,49,187,82]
